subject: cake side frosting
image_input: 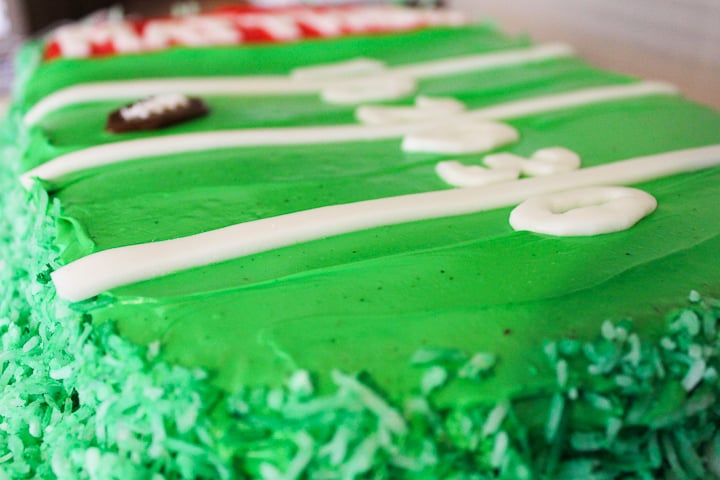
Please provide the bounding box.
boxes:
[3,5,720,478]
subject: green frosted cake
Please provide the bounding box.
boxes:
[1,4,720,478]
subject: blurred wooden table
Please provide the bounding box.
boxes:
[455,0,720,109]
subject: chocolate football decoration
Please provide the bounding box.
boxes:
[106,94,209,133]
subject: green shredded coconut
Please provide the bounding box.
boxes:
[420,366,448,395]
[457,352,497,380]
[481,403,509,438]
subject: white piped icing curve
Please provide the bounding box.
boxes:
[402,121,519,155]
[509,187,658,236]
[483,147,581,177]
[24,43,574,125]
[321,75,417,105]
[435,160,520,187]
[357,96,467,125]
[51,144,720,302]
[21,82,678,187]
[435,147,581,187]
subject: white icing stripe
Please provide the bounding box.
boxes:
[52,144,720,302]
[20,124,413,189]
[393,43,574,79]
[466,82,678,121]
[21,82,677,187]
[24,43,573,125]
[24,77,322,126]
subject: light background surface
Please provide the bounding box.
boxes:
[455,0,720,108]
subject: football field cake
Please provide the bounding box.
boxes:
[1,4,720,478]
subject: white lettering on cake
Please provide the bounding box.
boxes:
[142,17,239,49]
[54,23,144,58]
[25,43,575,125]
[509,187,657,236]
[50,144,720,302]
[21,82,679,187]
[234,14,302,41]
[294,11,344,36]
[47,6,468,60]
[342,7,422,32]
[436,147,581,187]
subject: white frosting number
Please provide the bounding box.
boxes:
[436,147,658,236]
[290,58,418,105]
[356,96,466,125]
[509,186,657,236]
[436,147,581,187]
[403,120,519,155]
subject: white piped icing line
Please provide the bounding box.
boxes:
[402,121,520,155]
[20,82,675,187]
[466,82,677,121]
[357,96,466,125]
[20,123,413,189]
[51,144,720,302]
[509,187,657,236]
[120,94,190,121]
[392,43,573,79]
[24,43,574,125]
[436,161,520,187]
[21,82,678,187]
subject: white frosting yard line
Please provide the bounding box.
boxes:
[392,43,573,78]
[20,123,414,189]
[21,81,677,187]
[52,144,720,302]
[467,82,678,120]
[24,43,573,125]
[24,77,320,126]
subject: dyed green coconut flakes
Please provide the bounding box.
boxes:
[3,125,720,477]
